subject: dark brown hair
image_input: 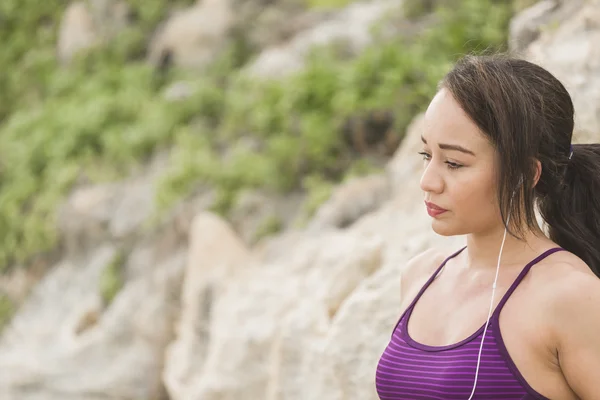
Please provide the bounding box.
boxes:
[441,54,600,276]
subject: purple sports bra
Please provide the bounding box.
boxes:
[375,246,565,399]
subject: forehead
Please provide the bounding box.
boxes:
[422,89,491,152]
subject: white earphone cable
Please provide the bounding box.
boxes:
[466,211,511,400]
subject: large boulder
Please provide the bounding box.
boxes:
[246,0,404,79]
[57,0,134,64]
[517,0,600,142]
[307,173,391,231]
[163,212,254,400]
[56,155,168,255]
[147,0,235,70]
[0,240,186,399]
[148,0,321,70]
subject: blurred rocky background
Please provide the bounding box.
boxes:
[0,0,598,398]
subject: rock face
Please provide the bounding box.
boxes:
[146,0,401,74]
[147,0,235,70]
[516,0,600,143]
[56,153,172,255]
[307,173,391,231]
[228,189,306,245]
[57,2,99,64]
[0,99,461,400]
[246,0,404,79]
[2,1,600,399]
[163,213,254,400]
[0,243,186,400]
[57,0,134,64]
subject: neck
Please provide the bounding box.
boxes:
[464,223,551,270]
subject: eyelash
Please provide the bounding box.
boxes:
[417,151,463,170]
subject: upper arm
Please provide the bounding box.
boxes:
[552,271,600,398]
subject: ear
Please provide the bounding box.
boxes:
[532,159,542,188]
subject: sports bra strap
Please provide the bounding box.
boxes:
[389,246,565,336]
[491,246,565,318]
[406,246,467,312]
[389,246,467,336]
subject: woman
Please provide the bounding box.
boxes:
[375,54,600,399]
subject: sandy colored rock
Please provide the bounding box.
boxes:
[57,2,99,64]
[246,0,404,79]
[521,0,600,142]
[148,0,234,69]
[308,173,391,231]
[163,212,254,400]
[57,0,133,64]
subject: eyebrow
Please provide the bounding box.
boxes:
[421,135,475,156]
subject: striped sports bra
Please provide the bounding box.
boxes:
[375,246,565,399]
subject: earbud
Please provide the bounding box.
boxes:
[512,175,524,198]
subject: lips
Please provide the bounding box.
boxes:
[424,201,448,211]
[425,201,448,218]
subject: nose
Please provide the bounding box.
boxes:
[419,161,444,194]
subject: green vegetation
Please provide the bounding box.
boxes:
[156,0,513,213]
[0,0,513,271]
[254,215,285,243]
[402,0,439,19]
[299,175,336,223]
[0,294,15,332]
[99,249,126,307]
[512,0,540,12]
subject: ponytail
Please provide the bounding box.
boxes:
[539,144,600,277]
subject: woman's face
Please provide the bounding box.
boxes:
[419,88,500,237]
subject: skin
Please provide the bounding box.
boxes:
[400,88,600,399]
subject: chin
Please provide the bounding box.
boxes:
[430,220,467,237]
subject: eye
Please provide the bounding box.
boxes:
[418,151,463,170]
[446,161,463,170]
[418,151,431,161]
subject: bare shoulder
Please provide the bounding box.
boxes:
[399,247,458,305]
[532,251,600,398]
[532,251,600,328]
[534,251,598,301]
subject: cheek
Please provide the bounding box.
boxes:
[453,172,497,218]
[432,179,497,236]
